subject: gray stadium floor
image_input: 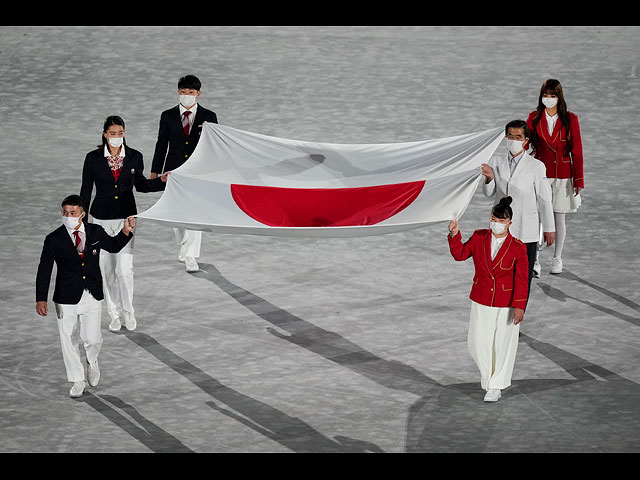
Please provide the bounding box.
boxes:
[1,26,639,453]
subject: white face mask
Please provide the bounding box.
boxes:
[107,137,124,148]
[62,215,82,230]
[490,221,509,235]
[542,97,558,109]
[179,94,197,108]
[507,139,525,155]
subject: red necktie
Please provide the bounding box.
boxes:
[73,230,84,259]
[182,111,191,137]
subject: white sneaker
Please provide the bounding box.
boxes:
[69,381,86,398]
[87,361,100,387]
[185,257,199,273]
[533,259,541,278]
[123,311,137,331]
[483,388,501,402]
[108,317,122,332]
[550,257,563,274]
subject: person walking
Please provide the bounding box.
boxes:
[150,74,218,273]
[448,197,529,402]
[36,195,135,398]
[526,79,584,274]
[80,115,167,332]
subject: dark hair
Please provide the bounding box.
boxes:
[178,75,202,91]
[530,79,573,156]
[505,119,529,138]
[61,194,84,210]
[100,115,127,149]
[492,196,513,220]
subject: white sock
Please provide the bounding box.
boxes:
[554,212,566,259]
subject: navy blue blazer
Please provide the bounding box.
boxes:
[36,223,132,305]
[80,146,164,220]
[151,104,218,176]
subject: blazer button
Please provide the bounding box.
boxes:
[81,263,84,267]
[185,154,189,158]
[82,276,86,280]
[115,185,118,188]
[185,141,189,145]
[114,196,119,199]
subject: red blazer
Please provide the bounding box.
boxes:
[526,110,584,189]
[448,229,529,310]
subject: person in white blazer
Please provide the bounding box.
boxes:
[481,120,555,296]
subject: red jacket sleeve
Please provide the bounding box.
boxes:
[448,230,475,261]
[569,113,584,188]
[511,241,529,310]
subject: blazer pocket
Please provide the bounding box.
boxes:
[501,283,513,292]
[500,257,516,270]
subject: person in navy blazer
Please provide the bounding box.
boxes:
[150,75,218,273]
[81,115,167,333]
[36,195,135,398]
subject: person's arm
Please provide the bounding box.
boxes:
[35,236,55,316]
[569,113,584,194]
[132,152,166,193]
[535,163,555,247]
[79,152,94,216]
[98,217,135,254]
[150,112,170,178]
[448,220,473,261]
[511,244,529,324]
[481,162,496,197]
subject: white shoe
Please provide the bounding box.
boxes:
[69,381,86,398]
[483,388,501,402]
[123,311,137,331]
[108,317,122,332]
[185,257,199,273]
[87,361,100,387]
[533,259,541,278]
[550,257,563,274]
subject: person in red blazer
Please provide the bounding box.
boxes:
[526,79,584,275]
[448,196,529,402]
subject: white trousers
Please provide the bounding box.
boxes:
[92,218,135,320]
[174,228,201,260]
[55,290,103,382]
[468,301,520,391]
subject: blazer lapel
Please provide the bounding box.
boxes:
[541,112,562,149]
[189,107,207,140]
[483,230,493,275]
[491,232,513,270]
[58,225,84,261]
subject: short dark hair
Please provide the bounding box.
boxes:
[492,196,513,220]
[62,194,84,210]
[505,119,529,138]
[178,75,201,91]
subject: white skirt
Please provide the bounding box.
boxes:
[549,177,581,213]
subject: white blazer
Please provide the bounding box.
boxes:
[483,151,555,243]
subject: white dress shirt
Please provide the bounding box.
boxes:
[546,111,558,136]
[490,233,507,260]
[508,150,525,176]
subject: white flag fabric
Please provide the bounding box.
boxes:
[137,123,504,238]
